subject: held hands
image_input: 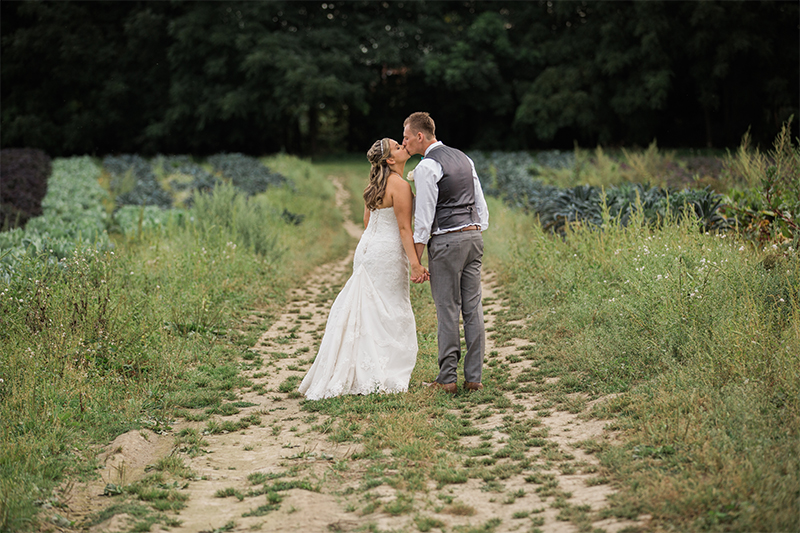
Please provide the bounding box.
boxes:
[410,263,430,284]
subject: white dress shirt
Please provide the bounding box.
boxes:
[413,141,490,245]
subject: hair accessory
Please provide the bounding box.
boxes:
[380,140,384,156]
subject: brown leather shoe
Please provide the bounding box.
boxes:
[423,381,457,394]
[464,381,483,391]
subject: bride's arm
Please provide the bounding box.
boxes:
[388,176,426,280]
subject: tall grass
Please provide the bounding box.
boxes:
[718,118,800,245]
[484,196,799,531]
[0,155,350,531]
[532,141,725,190]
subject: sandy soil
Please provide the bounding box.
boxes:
[59,177,650,533]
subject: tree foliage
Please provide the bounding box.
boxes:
[1,1,797,155]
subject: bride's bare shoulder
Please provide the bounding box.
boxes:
[387,173,412,192]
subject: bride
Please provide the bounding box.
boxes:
[298,138,428,400]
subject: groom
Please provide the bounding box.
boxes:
[403,112,490,394]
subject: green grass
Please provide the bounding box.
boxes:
[484,194,800,532]
[0,155,352,531]
[4,151,798,532]
[298,164,798,531]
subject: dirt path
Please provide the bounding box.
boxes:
[73,176,648,533]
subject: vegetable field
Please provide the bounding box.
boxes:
[1,129,798,532]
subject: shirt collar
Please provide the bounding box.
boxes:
[423,141,443,157]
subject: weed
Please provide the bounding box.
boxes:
[414,515,446,532]
[383,493,414,516]
[442,501,476,516]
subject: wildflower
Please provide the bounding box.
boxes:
[739,246,745,251]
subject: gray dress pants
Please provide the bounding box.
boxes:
[427,229,485,385]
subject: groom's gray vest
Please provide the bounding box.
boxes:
[425,145,479,232]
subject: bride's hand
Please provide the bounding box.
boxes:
[410,263,427,283]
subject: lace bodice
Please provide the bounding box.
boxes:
[353,207,410,300]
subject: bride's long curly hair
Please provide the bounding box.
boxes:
[363,138,392,211]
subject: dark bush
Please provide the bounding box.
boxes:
[0,148,52,229]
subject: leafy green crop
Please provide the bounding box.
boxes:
[207,153,287,196]
[113,205,188,237]
[472,151,728,234]
[0,157,111,281]
[104,154,173,208]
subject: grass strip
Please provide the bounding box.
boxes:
[0,155,352,531]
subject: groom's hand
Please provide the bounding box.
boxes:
[411,267,429,284]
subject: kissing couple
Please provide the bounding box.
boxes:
[298,112,490,399]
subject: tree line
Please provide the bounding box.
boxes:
[1,0,797,156]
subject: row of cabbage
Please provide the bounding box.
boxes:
[470,122,799,243]
[105,153,287,209]
[0,157,112,281]
[0,154,289,281]
[471,151,728,234]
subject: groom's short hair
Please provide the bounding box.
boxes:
[404,112,435,139]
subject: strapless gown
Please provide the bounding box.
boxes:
[298,207,418,400]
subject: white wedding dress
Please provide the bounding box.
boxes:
[298,207,418,400]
